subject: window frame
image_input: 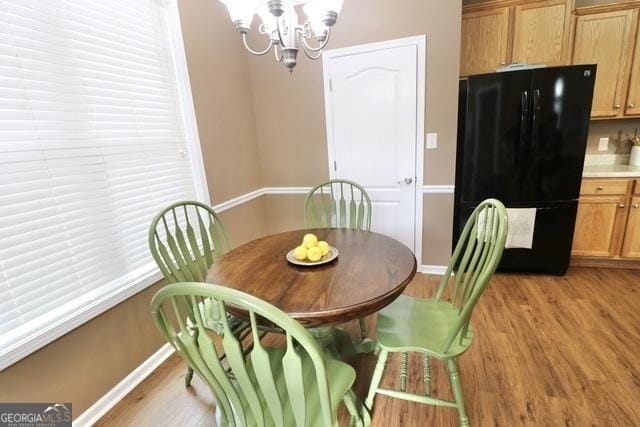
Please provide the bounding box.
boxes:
[0,0,209,371]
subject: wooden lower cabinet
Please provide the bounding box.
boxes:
[621,197,640,258]
[572,195,628,257]
[572,178,640,266]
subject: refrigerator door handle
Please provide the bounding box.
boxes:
[532,88,541,141]
[517,90,529,183]
[520,90,529,139]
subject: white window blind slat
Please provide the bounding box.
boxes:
[0,0,201,367]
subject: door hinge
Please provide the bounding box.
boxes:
[329,79,333,91]
[333,160,337,171]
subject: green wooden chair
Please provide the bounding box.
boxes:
[304,179,372,340]
[365,199,508,426]
[148,200,247,387]
[304,179,372,232]
[152,282,368,427]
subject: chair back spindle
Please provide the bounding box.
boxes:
[304,179,372,231]
[148,201,230,284]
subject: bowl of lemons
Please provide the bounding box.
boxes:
[286,233,339,266]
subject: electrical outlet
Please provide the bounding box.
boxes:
[598,137,609,151]
[426,133,438,149]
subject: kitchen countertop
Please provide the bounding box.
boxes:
[583,164,640,178]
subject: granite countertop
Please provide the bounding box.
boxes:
[583,164,640,178]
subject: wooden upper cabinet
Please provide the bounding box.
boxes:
[625,30,640,116]
[512,0,573,66]
[622,196,640,258]
[572,9,638,118]
[460,8,511,76]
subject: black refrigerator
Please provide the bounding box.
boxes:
[453,65,596,275]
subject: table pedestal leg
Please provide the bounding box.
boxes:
[308,326,374,426]
[308,326,376,358]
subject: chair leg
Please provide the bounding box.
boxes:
[358,317,368,340]
[400,352,409,392]
[447,358,469,427]
[365,349,388,410]
[185,366,194,388]
[423,353,431,396]
[343,390,368,427]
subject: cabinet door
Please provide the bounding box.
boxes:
[572,10,637,118]
[512,0,572,66]
[622,197,640,258]
[460,8,511,76]
[572,195,628,257]
[625,32,640,116]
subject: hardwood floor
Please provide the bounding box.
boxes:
[96,267,640,426]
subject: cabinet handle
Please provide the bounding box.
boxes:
[619,204,626,208]
[630,103,636,109]
[513,59,519,64]
[596,186,604,190]
[614,104,622,109]
[634,204,640,208]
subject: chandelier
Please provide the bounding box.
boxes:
[219,0,344,72]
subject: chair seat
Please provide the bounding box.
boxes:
[236,348,356,427]
[376,295,473,359]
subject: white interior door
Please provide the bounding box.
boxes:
[323,39,421,251]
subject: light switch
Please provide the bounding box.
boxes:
[598,137,609,151]
[426,133,438,149]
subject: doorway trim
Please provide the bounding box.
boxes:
[321,34,426,266]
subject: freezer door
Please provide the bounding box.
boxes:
[457,70,532,203]
[455,201,578,275]
[522,65,596,202]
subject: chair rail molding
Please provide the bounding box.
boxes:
[422,185,455,194]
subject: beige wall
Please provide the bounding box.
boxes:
[0,283,165,413]
[586,119,640,155]
[248,0,462,264]
[180,0,264,203]
[0,0,269,418]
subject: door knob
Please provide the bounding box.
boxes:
[397,177,414,185]
[618,204,626,208]
[614,104,621,109]
[629,103,636,109]
[633,204,640,208]
[596,186,604,190]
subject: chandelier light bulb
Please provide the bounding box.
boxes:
[303,0,329,41]
[221,0,262,32]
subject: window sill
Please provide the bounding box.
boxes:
[0,269,164,371]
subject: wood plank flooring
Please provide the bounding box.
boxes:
[96,267,640,426]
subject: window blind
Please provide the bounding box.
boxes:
[0,0,200,364]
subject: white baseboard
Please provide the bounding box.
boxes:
[73,343,175,427]
[420,265,447,275]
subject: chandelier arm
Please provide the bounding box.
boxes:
[298,27,331,52]
[300,44,323,60]
[241,33,274,56]
[274,43,284,62]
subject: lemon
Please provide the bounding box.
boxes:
[302,233,318,249]
[307,246,322,262]
[293,245,308,260]
[317,241,330,256]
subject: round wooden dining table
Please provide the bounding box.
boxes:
[205,228,417,331]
